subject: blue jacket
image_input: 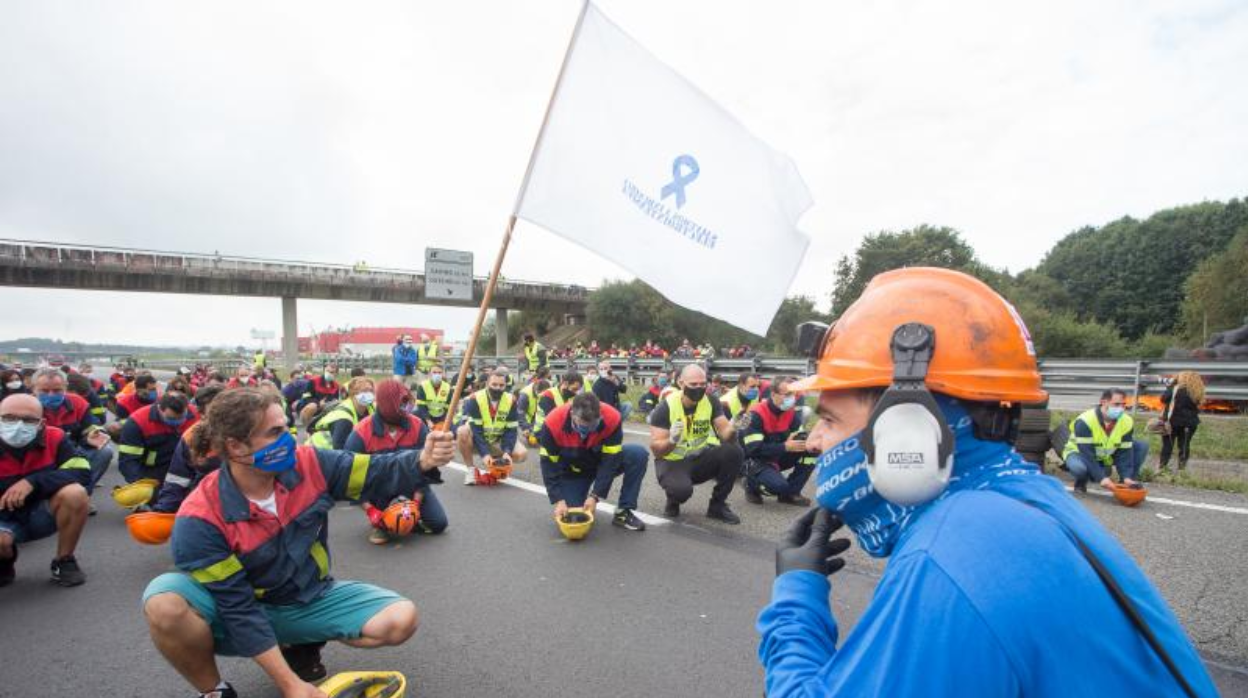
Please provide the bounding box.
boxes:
[392,343,417,374]
[757,413,1217,696]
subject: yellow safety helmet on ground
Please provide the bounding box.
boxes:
[318,671,406,698]
[556,508,595,541]
[125,511,176,545]
[112,479,160,509]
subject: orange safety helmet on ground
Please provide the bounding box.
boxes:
[381,497,421,536]
[794,267,1047,404]
[125,511,176,545]
[1111,484,1148,507]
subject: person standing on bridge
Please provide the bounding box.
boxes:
[521,333,548,375]
[142,388,453,698]
[391,334,417,382]
[0,393,92,587]
[757,268,1216,697]
[540,393,648,532]
[33,368,114,495]
[344,379,447,545]
[647,364,743,524]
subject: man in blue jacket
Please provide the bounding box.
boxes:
[391,334,417,381]
[757,268,1216,697]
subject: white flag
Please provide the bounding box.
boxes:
[515,2,813,336]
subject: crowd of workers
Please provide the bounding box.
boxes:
[0,269,1222,697]
[512,336,756,361]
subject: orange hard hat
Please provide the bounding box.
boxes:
[794,268,1047,403]
[125,511,176,545]
[381,497,421,536]
[1112,484,1147,507]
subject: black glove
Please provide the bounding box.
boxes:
[776,508,852,577]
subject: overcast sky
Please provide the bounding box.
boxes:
[1,0,1245,347]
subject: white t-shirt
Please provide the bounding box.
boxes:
[249,492,278,517]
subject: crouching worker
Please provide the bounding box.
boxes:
[540,393,648,532]
[345,379,448,544]
[142,387,454,698]
[152,385,225,514]
[0,394,91,587]
[741,376,817,507]
[457,368,527,486]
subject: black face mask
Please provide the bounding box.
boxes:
[683,386,706,402]
[488,388,505,402]
[561,389,577,400]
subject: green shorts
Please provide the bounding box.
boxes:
[142,574,405,656]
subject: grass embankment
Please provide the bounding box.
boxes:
[1050,409,1248,493]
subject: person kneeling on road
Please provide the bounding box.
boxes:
[345,379,448,545]
[1061,388,1149,493]
[648,364,743,524]
[540,393,647,532]
[741,376,817,507]
[458,368,527,485]
[0,394,91,587]
[142,387,454,698]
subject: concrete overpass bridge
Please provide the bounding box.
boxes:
[0,239,591,366]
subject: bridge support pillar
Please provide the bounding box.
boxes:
[281,296,299,372]
[495,307,509,357]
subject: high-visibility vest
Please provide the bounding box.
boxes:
[533,388,565,433]
[1061,409,1136,466]
[417,379,451,419]
[417,342,439,372]
[720,388,756,420]
[310,401,368,449]
[524,342,545,371]
[520,383,539,425]
[253,352,266,369]
[472,390,516,442]
[663,391,720,461]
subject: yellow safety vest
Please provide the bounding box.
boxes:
[524,343,545,371]
[253,352,266,369]
[533,388,565,433]
[309,401,369,449]
[720,389,756,420]
[520,383,539,425]
[472,390,517,442]
[417,342,439,372]
[417,379,451,419]
[663,391,720,461]
[1061,409,1135,466]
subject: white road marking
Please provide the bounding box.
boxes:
[623,426,652,437]
[443,461,669,526]
[1070,486,1248,516]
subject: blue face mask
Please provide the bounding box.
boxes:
[1105,406,1125,420]
[143,390,159,403]
[38,393,66,410]
[0,421,40,449]
[164,413,187,427]
[814,430,919,558]
[657,377,669,387]
[743,388,759,401]
[573,420,599,438]
[779,396,796,411]
[251,431,297,473]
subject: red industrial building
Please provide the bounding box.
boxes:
[299,327,444,356]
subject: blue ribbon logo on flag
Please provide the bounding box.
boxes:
[660,154,699,209]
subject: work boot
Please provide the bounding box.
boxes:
[50,554,86,587]
[281,642,327,682]
[368,527,391,545]
[198,682,238,698]
[744,488,764,505]
[1073,478,1088,494]
[0,546,16,587]
[706,501,741,525]
[663,497,680,518]
[778,494,812,507]
[612,508,646,532]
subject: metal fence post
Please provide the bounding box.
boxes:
[1131,360,1144,414]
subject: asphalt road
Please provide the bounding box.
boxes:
[4,376,1245,696]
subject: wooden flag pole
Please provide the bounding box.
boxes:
[439,0,591,434]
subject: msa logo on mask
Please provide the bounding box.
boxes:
[887,452,925,466]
